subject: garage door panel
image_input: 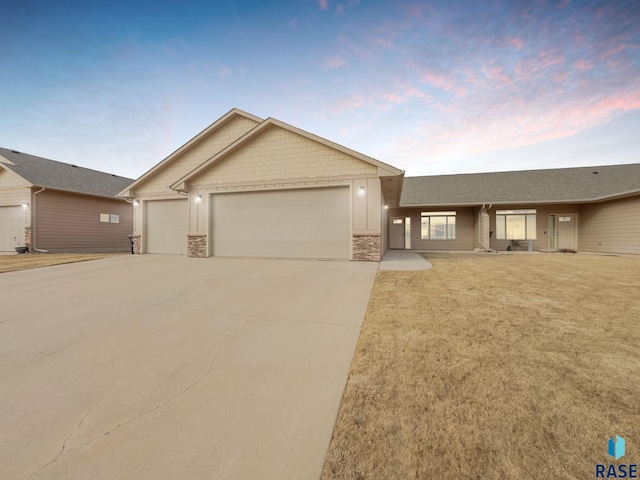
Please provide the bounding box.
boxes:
[212,187,349,259]
[145,199,188,254]
[0,206,24,252]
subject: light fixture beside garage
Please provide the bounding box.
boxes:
[133,200,140,207]
[358,185,366,197]
[195,195,202,204]
[21,203,28,209]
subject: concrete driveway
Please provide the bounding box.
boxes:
[0,255,378,480]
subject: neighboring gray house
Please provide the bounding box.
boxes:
[0,148,134,253]
[390,164,640,255]
[118,108,639,260]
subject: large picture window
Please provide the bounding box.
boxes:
[421,211,456,240]
[496,209,537,240]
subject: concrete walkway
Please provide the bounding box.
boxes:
[379,250,433,271]
[0,255,378,480]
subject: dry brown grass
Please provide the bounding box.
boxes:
[322,253,640,480]
[0,253,116,273]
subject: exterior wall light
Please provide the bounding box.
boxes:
[21,203,29,209]
[384,204,388,210]
[133,200,140,207]
[358,186,366,197]
[195,195,202,204]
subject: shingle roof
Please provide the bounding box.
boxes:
[0,148,134,198]
[401,163,640,206]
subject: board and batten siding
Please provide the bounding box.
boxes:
[35,190,133,253]
[579,195,640,255]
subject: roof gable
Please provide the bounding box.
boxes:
[401,163,640,206]
[171,117,403,190]
[0,161,31,188]
[0,148,134,198]
[120,108,262,197]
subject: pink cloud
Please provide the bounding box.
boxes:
[574,59,593,70]
[318,0,328,10]
[323,55,349,70]
[420,72,453,91]
[481,63,511,86]
[505,37,525,50]
[382,85,432,105]
[331,94,371,114]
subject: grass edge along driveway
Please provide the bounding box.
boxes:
[321,253,640,480]
[0,253,117,273]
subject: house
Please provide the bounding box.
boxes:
[118,108,640,260]
[0,148,134,253]
[391,165,640,255]
[118,109,403,260]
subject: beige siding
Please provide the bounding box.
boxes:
[0,168,30,188]
[389,207,475,250]
[580,196,640,254]
[0,186,30,206]
[135,116,259,196]
[191,125,376,186]
[35,190,133,253]
[488,204,581,251]
[0,174,31,247]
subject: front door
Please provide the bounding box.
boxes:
[390,217,405,249]
[549,214,577,250]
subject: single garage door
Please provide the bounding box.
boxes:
[0,206,24,252]
[212,187,350,259]
[145,199,188,254]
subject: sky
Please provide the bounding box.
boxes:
[1,0,639,180]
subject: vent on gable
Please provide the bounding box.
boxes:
[10,150,20,154]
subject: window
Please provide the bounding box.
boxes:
[110,214,120,224]
[496,209,537,240]
[100,214,110,223]
[421,211,456,240]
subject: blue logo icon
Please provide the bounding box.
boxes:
[608,435,625,460]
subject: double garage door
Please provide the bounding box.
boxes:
[144,188,350,258]
[0,206,24,252]
[212,187,350,259]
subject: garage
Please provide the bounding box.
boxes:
[145,199,188,253]
[0,206,24,252]
[211,187,350,259]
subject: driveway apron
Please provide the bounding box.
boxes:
[0,255,378,480]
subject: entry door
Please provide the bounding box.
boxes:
[390,217,405,249]
[550,214,577,250]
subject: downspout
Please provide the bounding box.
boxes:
[31,187,49,253]
[479,204,496,253]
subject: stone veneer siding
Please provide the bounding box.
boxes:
[188,234,207,258]
[353,234,381,261]
[25,226,31,249]
[132,235,141,254]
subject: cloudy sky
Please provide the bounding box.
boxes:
[1,0,638,180]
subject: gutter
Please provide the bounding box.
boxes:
[31,187,49,253]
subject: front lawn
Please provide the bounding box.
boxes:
[322,253,640,479]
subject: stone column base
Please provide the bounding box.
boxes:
[188,234,207,258]
[353,234,381,261]
[132,235,141,254]
[25,226,31,249]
